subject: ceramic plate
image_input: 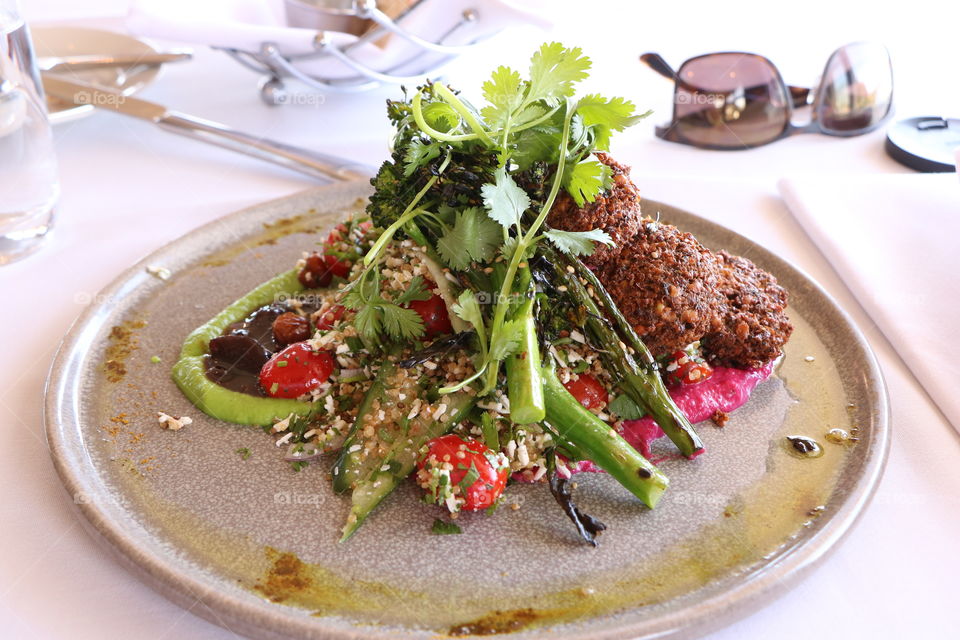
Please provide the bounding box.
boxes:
[31,27,164,125]
[45,182,889,639]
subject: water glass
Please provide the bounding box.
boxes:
[0,0,59,265]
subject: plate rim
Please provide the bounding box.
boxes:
[44,183,891,640]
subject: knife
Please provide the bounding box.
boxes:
[42,74,371,182]
[38,52,193,73]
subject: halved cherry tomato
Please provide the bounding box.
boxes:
[563,373,609,410]
[259,342,334,398]
[416,435,508,512]
[325,220,372,247]
[313,304,345,331]
[665,350,713,387]
[324,223,349,247]
[408,292,452,338]
[298,253,351,288]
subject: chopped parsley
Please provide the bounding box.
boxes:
[458,461,481,495]
[235,447,252,460]
[571,359,591,374]
[431,518,462,535]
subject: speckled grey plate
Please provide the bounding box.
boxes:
[45,182,889,640]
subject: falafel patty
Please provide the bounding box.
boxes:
[597,219,725,358]
[702,251,793,369]
[546,155,793,368]
[546,152,643,270]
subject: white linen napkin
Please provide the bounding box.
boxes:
[779,173,960,431]
[128,0,355,57]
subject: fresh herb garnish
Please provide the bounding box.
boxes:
[431,518,463,535]
[571,359,591,374]
[607,394,644,420]
[235,447,252,460]
[343,275,431,342]
[480,412,500,451]
[436,207,502,269]
[481,166,531,229]
[544,228,614,258]
[365,42,650,398]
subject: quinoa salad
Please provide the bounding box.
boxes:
[172,43,792,544]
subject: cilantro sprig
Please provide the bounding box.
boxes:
[342,275,432,343]
[436,207,501,270]
[366,41,650,393]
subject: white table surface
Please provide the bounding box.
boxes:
[3,2,960,639]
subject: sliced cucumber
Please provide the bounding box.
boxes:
[338,387,475,541]
[331,361,392,494]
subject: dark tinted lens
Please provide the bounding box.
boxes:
[672,53,789,148]
[817,42,892,133]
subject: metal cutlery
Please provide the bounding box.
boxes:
[41,74,371,182]
[38,52,193,73]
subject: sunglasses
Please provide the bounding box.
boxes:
[640,43,893,150]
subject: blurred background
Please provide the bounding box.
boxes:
[21,0,960,184]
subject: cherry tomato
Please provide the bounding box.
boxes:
[313,304,345,331]
[563,373,609,410]
[259,342,334,399]
[298,253,351,288]
[324,223,349,247]
[408,292,453,338]
[416,435,509,512]
[664,350,713,387]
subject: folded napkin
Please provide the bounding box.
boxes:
[779,173,960,431]
[127,0,548,82]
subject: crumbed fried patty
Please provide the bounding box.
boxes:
[546,155,793,368]
[702,251,793,368]
[596,219,725,358]
[546,152,643,269]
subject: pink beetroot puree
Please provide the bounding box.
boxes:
[565,362,775,474]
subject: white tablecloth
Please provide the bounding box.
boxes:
[3,2,960,639]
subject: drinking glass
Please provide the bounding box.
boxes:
[0,0,59,265]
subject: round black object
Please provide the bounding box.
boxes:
[885,116,959,172]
